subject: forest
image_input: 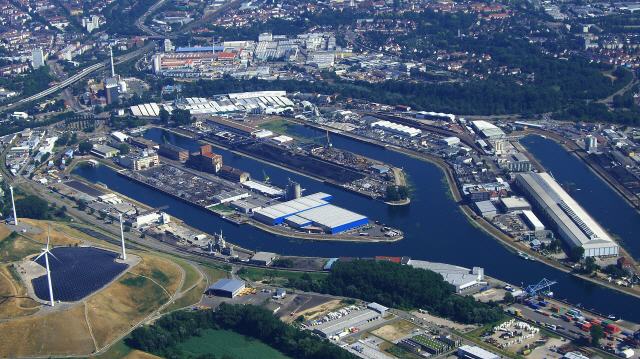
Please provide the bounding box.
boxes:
[182,72,622,115]
[287,260,504,324]
[102,0,157,35]
[126,303,355,359]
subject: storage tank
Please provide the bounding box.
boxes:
[285,179,301,200]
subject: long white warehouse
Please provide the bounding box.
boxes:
[370,120,422,137]
[516,172,618,258]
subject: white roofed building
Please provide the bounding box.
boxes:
[516,172,618,258]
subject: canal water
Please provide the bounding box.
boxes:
[73,127,640,320]
[521,135,640,260]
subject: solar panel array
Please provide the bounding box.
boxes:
[32,247,128,302]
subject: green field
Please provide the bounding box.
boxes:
[259,119,292,134]
[177,329,290,359]
[237,267,327,284]
[0,232,41,262]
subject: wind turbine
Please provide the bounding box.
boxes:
[118,214,127,260]
[9,185,18,225]
[35,225,59,307]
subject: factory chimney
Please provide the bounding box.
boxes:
[110,46,115,78]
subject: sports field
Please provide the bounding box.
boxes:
[176,329,291,359]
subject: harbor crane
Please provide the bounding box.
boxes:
[524,278,557,297]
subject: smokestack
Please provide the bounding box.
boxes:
[110,46,115,78]
[9,186,17,225]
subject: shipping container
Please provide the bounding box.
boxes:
[606,324,621,334]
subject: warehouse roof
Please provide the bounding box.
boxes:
[312,309,380,337]
[253,194,330,221]
[500,196,531,211]
[242,180,284,196]
[522,210,545,230]
[92,144,118,154]
[371,120,422,137]
[296,204,367,230]
[475,200,497,214]
[516,172,616,250]
[208,278,245,293]
[458,345,500,359]
[285,215,312,226]
[472,120,505,138]
[408,260,484,292]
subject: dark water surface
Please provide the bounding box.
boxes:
[72,127,640,320]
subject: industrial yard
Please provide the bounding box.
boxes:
[161,113,409,202]
[115,148,401,242]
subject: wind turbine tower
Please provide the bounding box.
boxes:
[9,185,17,225]
[118,214,127,260]
[35,226,58,306]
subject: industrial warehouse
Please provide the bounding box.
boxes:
[370,120,422,137]
[130,91,294,118]
[309,303,388,339]
[516,172,619,258]
[253,192,369,234]
[407,260,486,293]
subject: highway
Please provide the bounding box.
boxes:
[135,0,169,37]
[0,43,155,113]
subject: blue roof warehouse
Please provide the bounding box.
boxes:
[252,192,369,234]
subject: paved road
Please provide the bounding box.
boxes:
[0,44,155,113]
[597,68,637,106]
[135,0,169,37]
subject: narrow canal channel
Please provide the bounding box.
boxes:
[521,135,640,260]
[73,127,640,321]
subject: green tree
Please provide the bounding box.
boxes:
[583,257,598,274]
[159,108,170,124]
[170,109,193,126]
[503,291,515,304]
[78,141,93,154]
[118,143,130,155]
[15,195,50,219]
[289,260,503,324]
[591,325,604,346]
[569,246,585,262]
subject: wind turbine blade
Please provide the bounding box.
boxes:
[34,250,46,261]
[46,225,51,249]
[47,250,61,263]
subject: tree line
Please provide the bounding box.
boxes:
[181,66,631,116]
[287,260,503,324]
[126,303,356,359]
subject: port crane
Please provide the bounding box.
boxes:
[524,278,557,297]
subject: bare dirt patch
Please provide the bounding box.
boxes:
[371,320,420,342]
[123,350,163,359]
[0,265,40,319]
[294,299,343,321]
[130,255,183,295]
[0,304,94,358]
[86,271,170,348]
